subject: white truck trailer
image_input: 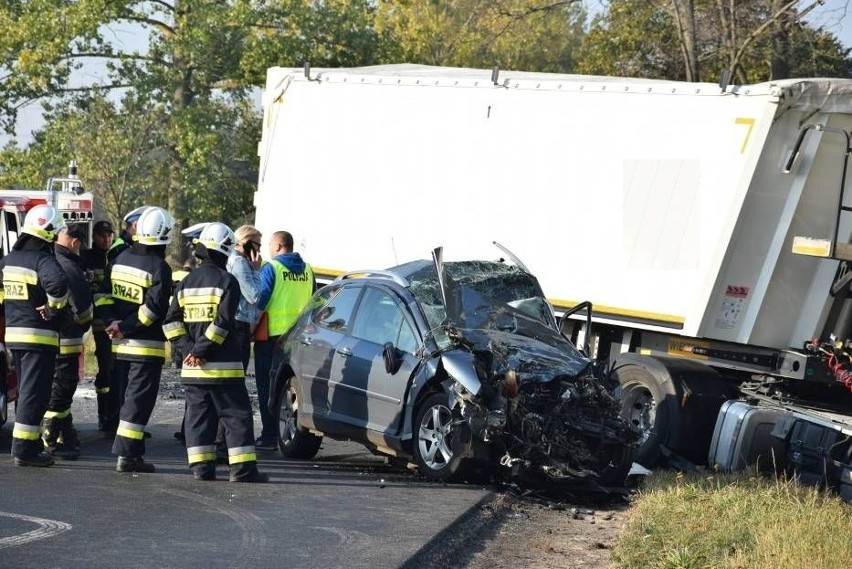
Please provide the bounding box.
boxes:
[254,65,852,497]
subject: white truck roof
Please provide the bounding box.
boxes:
[255,65,852,350]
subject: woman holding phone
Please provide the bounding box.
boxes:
[227,225,264,370]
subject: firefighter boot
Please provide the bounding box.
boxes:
[191,461,217,481]
[53,417,81,460]
[116,456,156,473]
[41,416,61,454]
[229,463,269,483]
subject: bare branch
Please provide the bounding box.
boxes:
[728,0,819,79]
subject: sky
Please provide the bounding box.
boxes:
[3,0,851,147]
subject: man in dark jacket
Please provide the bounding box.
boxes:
[42,225,93,460]
[1,205,69,467]
[107,205,147,266]
[81,219,118,433]
[163,222,267,483]
[105,206,173,473]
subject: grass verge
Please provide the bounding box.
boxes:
[612,469,851,569]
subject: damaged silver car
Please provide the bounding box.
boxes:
[269,245,636,494]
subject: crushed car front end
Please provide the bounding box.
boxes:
[403,250,636,493]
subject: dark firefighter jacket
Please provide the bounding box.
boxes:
[106,243,172,362]
[107,232,131,265]
[0,236,69,351]
[163,258,244,385]
[81,245,110,332]
[55,244,94,357]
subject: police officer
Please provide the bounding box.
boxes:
[42,225,94,460]
[1,205,69,467]
[82,219,118,432]
[105,206,174,473]
[107,205,147,265]
[163,222,267,483]
[254,230,315,450]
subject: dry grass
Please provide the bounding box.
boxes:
[612,470,852,569]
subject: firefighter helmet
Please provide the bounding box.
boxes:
[134,206,175,246]
[195,222,236,256]
[22,204,66,242]
[123,205,149,225]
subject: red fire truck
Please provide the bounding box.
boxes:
[0,162,94,426]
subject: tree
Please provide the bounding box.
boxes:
[374,0,587,72]
[0,0,381,260]
[576,0,851,82]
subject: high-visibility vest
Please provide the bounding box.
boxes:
[266,260,313,337]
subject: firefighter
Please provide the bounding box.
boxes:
[82,219,119,433]
[105,206,174,473]
[107,205,148,265]
[42,225,94,460]
[163,222,268,482]
[1,205,69,467]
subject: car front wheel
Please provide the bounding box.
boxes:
[276,378,322,459]
[413,393,466,481]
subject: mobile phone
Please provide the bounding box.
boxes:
[243,241,257,255]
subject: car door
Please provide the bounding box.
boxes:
[330,285,420,436]
[291,284,362,421]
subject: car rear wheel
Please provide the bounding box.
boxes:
[276,378,322,459]
[413,393,466,481]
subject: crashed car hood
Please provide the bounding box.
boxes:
[461,326,590,384]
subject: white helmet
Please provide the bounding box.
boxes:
[195,222,236,256]
[22,205,66,242]
[123,205,149,225]
[135,206,175,246]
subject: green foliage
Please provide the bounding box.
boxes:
[0,0,381,264]
[613,470,852,569]
[576,0,683,79]
[577,0,852,82]
[374,0,587,72]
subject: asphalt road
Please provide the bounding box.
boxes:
[0,375,494,569]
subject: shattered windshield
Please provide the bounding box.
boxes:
[404,260,559,332]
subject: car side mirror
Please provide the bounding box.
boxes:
[383,342,402,374]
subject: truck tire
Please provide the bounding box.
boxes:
[615,364,678,468]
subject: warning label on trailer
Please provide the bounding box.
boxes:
[715,285,750,329]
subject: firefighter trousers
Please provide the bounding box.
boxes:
[111,358,162,458]
[43,355,81,447]
[183,382,259,479]
[11,349,57,458]
[93,330,118,428]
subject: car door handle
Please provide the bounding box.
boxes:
[337,347,352,357]
[300,336,312,346]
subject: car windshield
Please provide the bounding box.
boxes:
[403,259,565,342]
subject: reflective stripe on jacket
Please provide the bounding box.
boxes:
[163,261,244,385]
[55,244,94,353]
[0,244,69,351]
[106,244,171,362]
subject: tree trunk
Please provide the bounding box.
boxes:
[770,0,792,79]
[672,0,699,81]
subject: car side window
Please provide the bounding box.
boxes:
[352,287,417,352]
[314,285,361,332]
